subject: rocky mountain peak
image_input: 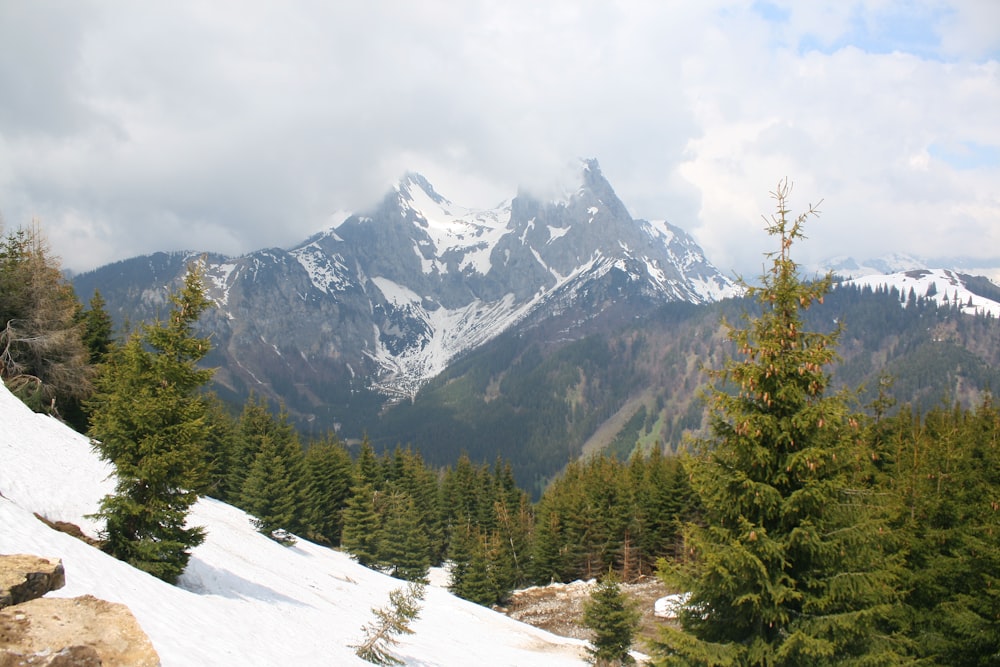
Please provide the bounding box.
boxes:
[397,171,450,207]
[74,159,735,429]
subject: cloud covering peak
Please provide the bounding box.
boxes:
[0,1,997,278]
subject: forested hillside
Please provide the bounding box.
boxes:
[370,281,1000,494]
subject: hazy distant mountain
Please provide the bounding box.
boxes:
[73,159,735,434]
[817,254,1000,283]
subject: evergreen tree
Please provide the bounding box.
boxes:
[447,521,477,597]
[356,436,382,488]
[200,392,239,498]
[884,400,1000,664]
[271,404,309,536]
[582,571,640,666]
[391,446,445,563]
[225,395,301,503]
[451,527,500,606]
[352,582,425,666]
[239,433,298,543]
[80,289,114,365]
[0,223,92,423]
[378,493,430,582]
[653,181,904,665]
[530,508,565,585]
[302,433,354,545]
[88,266,214,583]
[342,483,384,568]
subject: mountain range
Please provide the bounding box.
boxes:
[72,160,1000,490]
[73,159,735,427]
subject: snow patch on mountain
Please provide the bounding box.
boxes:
[818,254,1000,284]
[204,261,240,307]
[368,289,532,399]
[548,225,571,243]
[397,174,512,277]
[843,268,1000,318]
[291,242,352,293]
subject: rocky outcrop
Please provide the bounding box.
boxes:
[0,556,65,609]
[0,595,160,667]
[0,555,160,667]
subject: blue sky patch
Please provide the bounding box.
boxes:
[929,141,1000,170]
[752,0,791,23]
[793,3,951,60]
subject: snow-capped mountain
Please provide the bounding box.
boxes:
[73,159,735,430]
[0,382,587,666]
[818,254,1000,284]
[819,253,932,279]
[841,268,1000,318]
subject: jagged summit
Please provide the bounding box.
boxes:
[398,171,450,207]
[73,160,735,429]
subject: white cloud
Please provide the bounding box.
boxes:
[0,0,996,277]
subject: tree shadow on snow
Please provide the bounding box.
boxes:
[179,560,307,606]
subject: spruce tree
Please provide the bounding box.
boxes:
[88,266,214,583]
[302,434,354,545]
[352,582,425,666]
[653,181,904,665]
[342,483,384,568]
[378,493,430,582]
[452,528,498,606]
[886,400,1000,664]
[582,571,640,666]
[239,433,298,543]
[81,290,114,365]
[530,508,565,585]
[447,521,476,597]
[199,392,239,498]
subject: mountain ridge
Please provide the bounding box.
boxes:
[73,159,735,426]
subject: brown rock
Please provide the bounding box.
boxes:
[0,557,65,609]
[0,644,102,666]
[0,595,159,667]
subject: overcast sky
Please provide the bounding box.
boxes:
[1,1,997,278]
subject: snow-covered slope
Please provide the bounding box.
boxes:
[0,385,586,666]
[841,268,1000,318]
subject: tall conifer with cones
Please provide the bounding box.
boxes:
[653,181,904,665]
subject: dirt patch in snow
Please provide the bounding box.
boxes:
[505,575,676,647]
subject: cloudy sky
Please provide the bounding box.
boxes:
[1,1,997,278]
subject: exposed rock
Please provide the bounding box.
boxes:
[32,516,101,548]
[0,595,159,667]
[0,556,65,609]
[0,644,102,666]
[507,575,672,644]
[0,556,159,667]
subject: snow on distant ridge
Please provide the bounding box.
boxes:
[817,254,1000,284]
[0,384,587,666]
[842,268,1000,318]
